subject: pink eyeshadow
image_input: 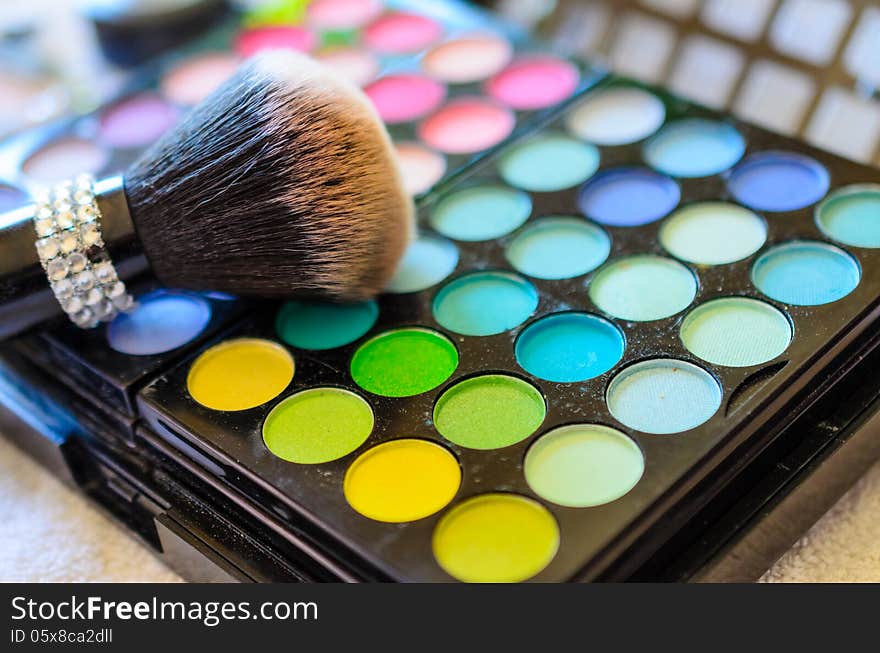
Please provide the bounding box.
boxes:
[363,12,443,54]
[235,26,316,57]
[486,56,580,111]
[22,138,109,184]
[99,94,179,148]
[418,97,515,155]
[365,74,447,124]
[161,53,240,106]
[394,142,447,195]
[316,47,379,87]
[422,34,513,83]
[308,0,382,29]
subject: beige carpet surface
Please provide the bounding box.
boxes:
[1,433,879,583]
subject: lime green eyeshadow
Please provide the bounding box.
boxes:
[275,300,378,350]
[262,388,374,464]
[351,328,458,397]
[434,374,546,450]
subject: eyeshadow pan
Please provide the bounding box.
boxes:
[22,138,109,184]
[0,183,27,212]
[365,74,446,124]
[315,47,379,87]
[434,374,546,450]
[429,184,531,241]
[160,53,239,106]
[433,271,538,336]
[363,12,443,54]
[422,34,513,83]
[432,493,559,583]
[275,299,378,351]
[394,142,446,195]
[644,119,745,178]
[385,232,459,294]
[344,439,460,523]
[187,338,294,411]
[98,94,179,149]
[660,202,767,265]
[307,0,382,29]
[497,133,600,192]
[525,424,644,508]
[418,97,515,154]
[350,328,458,397]
[505,216,610,280]
[235,26,316,57]
[816,185,880,248]
[726,151,830,212]
[607,359,722,434]
[486,55,580,111]
[106,290,212,356]
[589,255,697,321]
[578,167,680,227]
[262,388,373,464]
[516,313,624,383]
[566,86,666,146]
[681,297,792,367]
[752,241,860,306]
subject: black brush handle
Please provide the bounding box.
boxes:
[0,177,149,340]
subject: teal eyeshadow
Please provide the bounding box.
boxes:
[433,271,539,336]
[429,185,532,241]
[505,217,611,279]
[752,241,861,306]
[681,297,792,367]
[607,359,722,434]
[644,119,745,178]
[589,255,697,322]
[276,299,378,350]
[515,312,624,383]
[816,185,880,248]
[498,133,600,192]
[386,232,459,293]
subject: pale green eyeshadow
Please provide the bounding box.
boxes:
[816,184,880,248]
[498,132,600,192]
[660,202,767,265]
[589,255,697,322]
[525,424,644,508]
[429,184,532,241]
[505,216,610,280]
[681,298,792,367]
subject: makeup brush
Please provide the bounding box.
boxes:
[0,50,414,340]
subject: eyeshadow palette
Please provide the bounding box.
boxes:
[112,75,880,582]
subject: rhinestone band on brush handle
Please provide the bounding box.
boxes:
[32,175,135,329]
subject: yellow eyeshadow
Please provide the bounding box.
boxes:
[187,338,294,411]
[432,494,559,583]
[344,439,461,523]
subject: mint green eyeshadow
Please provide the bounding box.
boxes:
[660,202,767,265]
[681,297,792,367]
[816,185,880,248]
[498,132,600,192]
[433,271,538,336]
[386,232,459,293]
[505,216,610,280]
[429,185,532,241]
[276,300,378,350]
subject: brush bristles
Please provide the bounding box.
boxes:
[125,51,414,301]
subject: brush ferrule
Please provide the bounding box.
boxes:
[32,175,136,328]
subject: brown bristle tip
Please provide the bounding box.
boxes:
[125,50,414,301]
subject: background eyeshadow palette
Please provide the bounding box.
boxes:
[112,75,880,582]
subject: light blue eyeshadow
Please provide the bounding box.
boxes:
[497,132,600,192]
[505,216,611,280]
[275,299,378,350]
[515,312,624,383]
[386,232,459,293]
[433,271,539,336]
[106,290,212,356]
[726,151,830,212]
[607,359,721,434]
[752,241,860,306]
[644,119,745,178]
[816,185,880,249]
[578,167,680,227]
[429,184,532,241]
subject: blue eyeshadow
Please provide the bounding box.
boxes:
[751,241,860,306]
[386,232,460,293]
[643,119,745,178]
[106,290,212,356]
[726,151,830,212]
[578,167,680,227]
